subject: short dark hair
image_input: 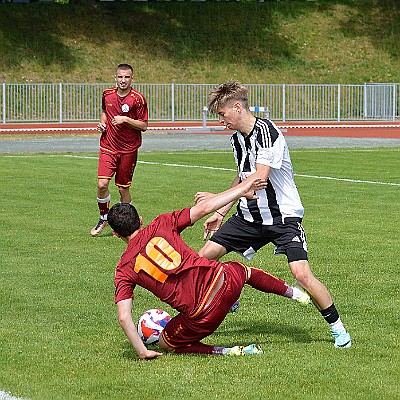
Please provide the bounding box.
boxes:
[116,63,133,73]
[108,203,140,237]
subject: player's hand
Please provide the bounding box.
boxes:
[194,191,214,204]
[242,178,267,200]
[138,349,163,360]
[203,214,223,240]
[112,115,126,125]
[96,122,106,133]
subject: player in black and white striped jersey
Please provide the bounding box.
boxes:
[198,81,351,349]
[231,116,304,227]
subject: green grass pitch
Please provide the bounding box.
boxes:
[0,147,399,400]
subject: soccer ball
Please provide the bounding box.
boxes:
[137,309,171,345]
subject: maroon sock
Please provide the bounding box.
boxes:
[247,267,288,296]
[98,199,110,216]
[173,342,216,355]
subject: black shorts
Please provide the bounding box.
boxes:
[210,214,308,262]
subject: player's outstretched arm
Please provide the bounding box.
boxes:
[117,299,163,360]
[191,178,266,224]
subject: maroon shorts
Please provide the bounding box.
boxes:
[97,148,138,188]
[162,262,248,348]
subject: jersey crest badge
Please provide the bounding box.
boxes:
[122,104,130,113]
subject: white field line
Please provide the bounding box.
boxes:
[290,148,400,153]
[138,161,400,186]
[139,160,235,172]
[294,173,400,186]
[0,391,29,400]
[2,154,399,187]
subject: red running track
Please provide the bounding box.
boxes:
[0,121,400,138]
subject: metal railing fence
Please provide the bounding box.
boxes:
[1,82,399,123]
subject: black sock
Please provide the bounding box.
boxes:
[320,303,339,324]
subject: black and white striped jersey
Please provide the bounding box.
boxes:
[230,117,304,225]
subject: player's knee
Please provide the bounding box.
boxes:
[198,247,208,258]
[97,180,109,192]
[115,188,131,205]
[198,243,225,260]
[290,260,313,287]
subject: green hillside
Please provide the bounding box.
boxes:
[1,0,400,84]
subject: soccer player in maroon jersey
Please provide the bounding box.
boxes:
[108,178,311,360]
[91,63,148,236]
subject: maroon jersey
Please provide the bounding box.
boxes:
[100,87,148,153]
[114,208,224,317]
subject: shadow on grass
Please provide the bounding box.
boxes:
[120,320,316,360]
[217,320,313,345]
[0,2,312,74]
[92,231,114,239]
[2,2,399,82]
[338,0,400,59]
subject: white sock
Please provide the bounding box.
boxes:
[292,285,304,300]
[212,346,230,355]
[97,194,111,203]
[329,318,346,334]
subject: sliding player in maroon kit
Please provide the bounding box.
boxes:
[91,63,148,236]
[108,178,311,360]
